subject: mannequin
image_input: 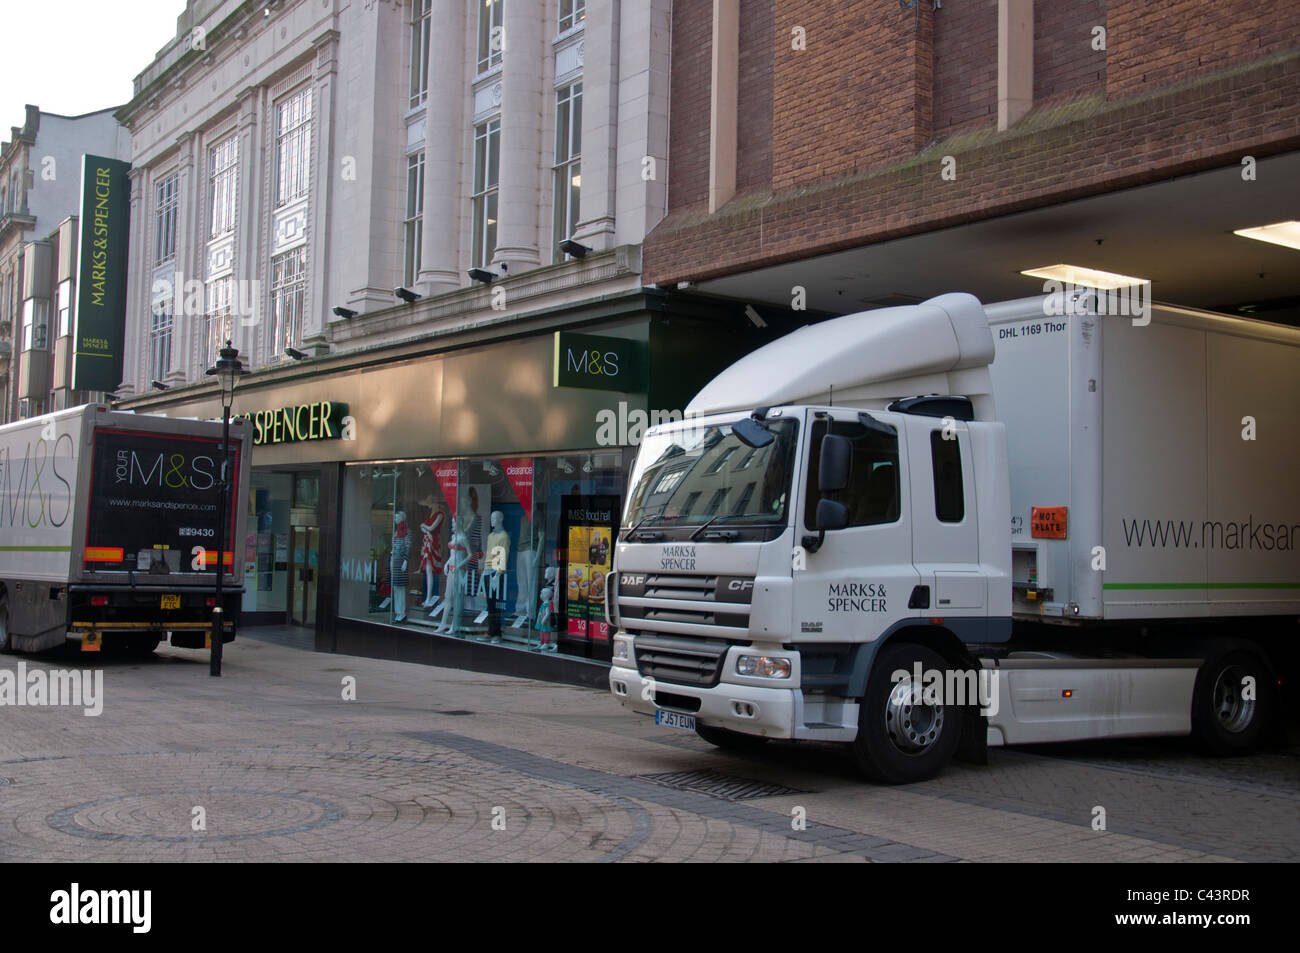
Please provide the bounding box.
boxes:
[390,511,409,623]
[481,511,510,642]
[514,515,534,619]
[435,518,470,635]
[534,565,558,651]
[464,487,484,612]
[418,497,446,607]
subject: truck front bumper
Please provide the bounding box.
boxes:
[609,664,799,739]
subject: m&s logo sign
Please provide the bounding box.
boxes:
[552,331,642,392]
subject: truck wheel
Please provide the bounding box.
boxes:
[852,642,962,784]
[696,723,768,753]
[0,596,11,654]
[1192,650,1273,755]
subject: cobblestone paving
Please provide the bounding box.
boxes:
[1,632,1295,862]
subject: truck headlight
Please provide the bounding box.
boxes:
[736,655,791,679]
[613,635,633,662]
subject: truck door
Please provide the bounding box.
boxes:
[792,411,919,642]
[905,417,984,616]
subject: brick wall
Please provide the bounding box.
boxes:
[644,51,1300,283]
[1035,0,1107,101]
[1107,0,1300,97]
[736,0,773,192]
[771,1,932,192]
[667,0,712,211]
[932,0,998,134]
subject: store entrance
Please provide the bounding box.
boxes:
[290,525,319,625]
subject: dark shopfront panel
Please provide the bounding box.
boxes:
[147,306,769,685]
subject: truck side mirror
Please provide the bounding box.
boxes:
[819,433,851,492]
[815,498,849,531]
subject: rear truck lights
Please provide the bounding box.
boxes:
[612,635,633,662]
[736,655,791,678]
[206,596,217,607]
[90,595,110,607]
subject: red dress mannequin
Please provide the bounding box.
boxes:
[419,506,446,607]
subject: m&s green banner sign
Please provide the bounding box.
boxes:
[72,155,131,392]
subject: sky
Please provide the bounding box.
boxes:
[1,0,185,129]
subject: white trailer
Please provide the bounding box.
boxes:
[0,404,252,655]
[607,292,1300,782]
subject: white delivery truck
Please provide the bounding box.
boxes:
[0,404,251,655]
[608,292,1300,783]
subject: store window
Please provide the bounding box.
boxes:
[339,451,626,660]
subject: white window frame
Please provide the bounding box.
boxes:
[269,246,307,358]
[150,305,173,381]
[22,298,48,351]
[202,277,233,372]
[154,173,179,265]
[409,0,432,110]
[57,279,73,338]
[477,0,504,75]
[471,118,500,269]
[274,87,313,208]
[209,134,239,239]
[552,81,582,262]
[404,151,425,287]
[558,0,586,33]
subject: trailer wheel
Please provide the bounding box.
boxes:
[696,723,768,753]
[0,596,11,654]
[1193,650,1273,755]
[852,642,962,784]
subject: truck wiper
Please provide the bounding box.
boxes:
[624,512,663,538]
[689,514,724,541]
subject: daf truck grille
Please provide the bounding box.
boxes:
[634,634,732,688]
[616,572,754,639]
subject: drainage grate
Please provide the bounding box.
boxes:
[637,769,804,801]
[436,710,475,716]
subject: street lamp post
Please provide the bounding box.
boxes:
[206,340,244,676]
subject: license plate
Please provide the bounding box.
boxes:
[655,709,696,732]
[160,594,181,609]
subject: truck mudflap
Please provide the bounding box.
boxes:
[980,655,1198,746]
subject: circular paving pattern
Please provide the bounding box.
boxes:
[47,789,344,843]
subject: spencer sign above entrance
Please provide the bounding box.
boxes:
[239,401,350,447]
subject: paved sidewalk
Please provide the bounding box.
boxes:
[1,630,1296,862]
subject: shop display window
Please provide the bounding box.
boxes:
[339,451,625,660]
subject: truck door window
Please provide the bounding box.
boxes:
[930,430,964,523]
[805,419,900,528]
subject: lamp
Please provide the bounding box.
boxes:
[395,287,422,303]
[559,239,591,259]
[203,340,243,677]
[333,306,358,319]
[467,268,496,284]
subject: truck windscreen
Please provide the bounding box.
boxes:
[624,417,798,531]
[85,429,240,573]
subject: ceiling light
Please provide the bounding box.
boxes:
[1019,264,1148,290]
[1233,221,1300,252]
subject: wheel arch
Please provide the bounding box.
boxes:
[846,621,977,698]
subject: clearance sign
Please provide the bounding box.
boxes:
[241,401,347,446]
[552,332,642,392]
